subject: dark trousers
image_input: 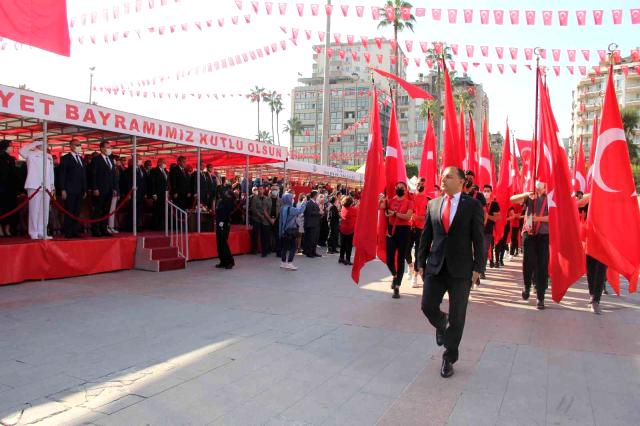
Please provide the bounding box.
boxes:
[153,195,166,230]
[421,263,471,364]
[63,193,82,236]
[318,219,328,247]
[91,192,112,235]
[586,255,607,303]
[250,220,260,253]
[339,232,353,262]
[271,220,281,256]
[510,227,520,255]
[405,227,423,270]
[386,225,410,287]
[303,225,319,255]
[483,232,493,270]
[216,221,234,266]
[522,233,550,301]
[327,223,339,252]
[280,231,297,262]
[124,196,143,232]
[495,226,510,264]
[260,222,272,256]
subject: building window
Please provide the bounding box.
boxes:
[344,111,356,119]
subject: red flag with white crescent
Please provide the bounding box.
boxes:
[573,137,587,192]
[477,114,492,190]
[419,113,438,198]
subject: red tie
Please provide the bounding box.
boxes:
[442,195,452,233]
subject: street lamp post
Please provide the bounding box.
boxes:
[89,66,96,104]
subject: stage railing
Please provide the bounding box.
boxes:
[165,192,189,260]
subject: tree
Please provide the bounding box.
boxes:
[247,86,265,136]
[405,162,419,178]
[265,90,279,146]
[621,107,640,164]
[274,97,284,146]
[377,1,416,104]
[283,117,303,148]
[256,130,273,143]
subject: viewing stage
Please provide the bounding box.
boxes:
[0,226,251,286]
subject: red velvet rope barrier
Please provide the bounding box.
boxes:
[0,187,41,221]
[45,188,134,224]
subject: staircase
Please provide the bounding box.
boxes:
[134,236,186,272]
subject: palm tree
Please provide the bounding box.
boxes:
[283,117,303,148]
[248,86,265,136]
[256,130,273,143]
[274,97,284,146]
[265,90,279,146]
[621,107,640,164]
[377,1,416,103]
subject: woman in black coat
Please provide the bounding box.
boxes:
[215,189,236,269]
[0,140,19,237]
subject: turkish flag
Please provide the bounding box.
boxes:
[352,89,386,284]
[477,115,492,190]
[494,125,513,242]
[539,79,586,302]
[419,113,438,198]
[586,66,640,293]
[385,101,407,196]
[573,137,587,192]
[516,138,533,161]
[467,112,479,178]
[442,67,462,168]
[511,142,522,194]
[458,107,467,169]
[0,0,70,56]
[586,115,599,190]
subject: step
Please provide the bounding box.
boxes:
[144,236,171,249]
[151,246,179,260]
[158,257,186,272]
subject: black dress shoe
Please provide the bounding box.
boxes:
[344,261,352,266]
[440,359,454,378]
[436,314,447,346]
[537,300,545,310]
[392,286,400,299]
[522,289,530,300]
[215,264,225,268]
[480,272,486,279]
[500,260,505,267]
[489,261,495,268]
[338,258,344,264]
[224,265,234,269]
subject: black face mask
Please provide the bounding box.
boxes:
[417,186,425,193]
[395,188,405,197]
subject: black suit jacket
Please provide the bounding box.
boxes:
[303,200,321,228]
[59,153,87,195]
[89,155,117,194]
[169,166,190,197]
[417,193,484,280]
[150,167,168,197]
[121,166,147,200]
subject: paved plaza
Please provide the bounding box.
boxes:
[0,250,639,425]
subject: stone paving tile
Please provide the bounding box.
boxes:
[321,391,396,426]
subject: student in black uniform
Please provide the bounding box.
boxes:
[215,189,235,269]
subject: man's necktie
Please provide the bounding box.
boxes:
[442,195,453,233]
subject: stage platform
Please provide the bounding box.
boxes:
[0,226,251,286]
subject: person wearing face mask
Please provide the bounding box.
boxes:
[0,139,19,237]
[59,139,87,238]
[482,184,501,273]
[303,190,322,257]
[407,178,429,288]
[215,190,236,269]
[89,141,118,237]
[266,186,283,256]
[379,181,414,299]
[20,139,55,239]
[463,171,487,208]
[248,186,262,254]
[150,158,169,230]
[510,181,550,310]
[326,195,340,254]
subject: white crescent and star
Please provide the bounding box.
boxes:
[479,156,492,178]
[593,128,626,193]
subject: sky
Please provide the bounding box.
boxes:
[1,0,637,150]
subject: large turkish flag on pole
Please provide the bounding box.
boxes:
[466,113,479,178]
[0,0,70,56]
[352,89,386,284]
[419,113,438,198]
[586,65,640,293]
[477,115,492,190]
[573,137,587,192]
[442,66,462,168]
[539,78,586,302]
[494,125,513,242]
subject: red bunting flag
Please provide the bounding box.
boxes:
[448,9,457,23]
[632,9,640,24]
[509,10,519,25]
[593,9,603,25]
[480,9,489,24]
[464,9,473,23]
[576,10,587,25]
[542,10,553,25]
[432,8,441,21]
[558,10,568,26]
[586,66,640,293]
[494,9,504,25]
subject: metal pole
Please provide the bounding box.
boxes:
[197,147,201,233]
[42,121,48,240]
[245,155,250,228]
[132,136,137,236]
[89,66,95,104]
[532,51,541,187]
[283,160,288,187]
[320,0,332,166]
[165,190,168,236]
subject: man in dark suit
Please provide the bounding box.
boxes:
[150,158,168,230]
[191,163,215,209]
[89,141,118,237]
[303,190,322,257]
[121,158,147,232]
[417,166,484,378]
[59,139,87,238]
[169,156,191,210]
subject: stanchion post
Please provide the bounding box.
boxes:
[197,147,201,233]
[42,121,48,240]
[132,136,137,236]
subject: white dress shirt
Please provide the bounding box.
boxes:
[440,191,462,228]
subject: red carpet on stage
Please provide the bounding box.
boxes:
[0,226,251,286]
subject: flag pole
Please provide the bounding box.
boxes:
[532,47,541,188]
